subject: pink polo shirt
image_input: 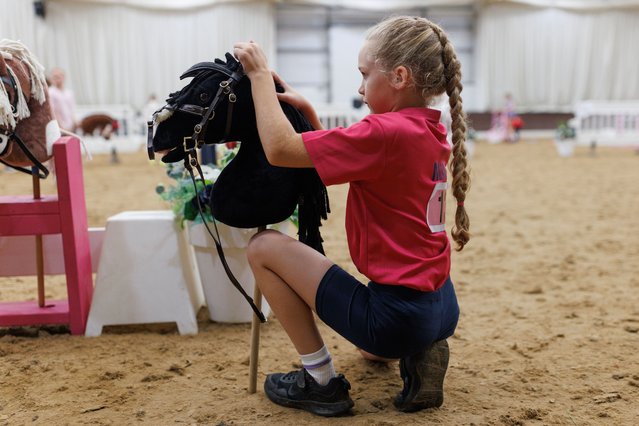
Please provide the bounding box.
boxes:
[302,107,452,292]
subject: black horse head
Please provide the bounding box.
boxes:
[149,53,329,253]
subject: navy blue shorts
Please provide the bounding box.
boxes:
[315,265,460,359]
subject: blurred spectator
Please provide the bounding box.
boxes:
[142,93,161,122]
[48,67,77,132]
[488,92,523,143]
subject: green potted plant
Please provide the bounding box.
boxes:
[554,120,576,157]
[155,147,231,227]
[556,121,576,140]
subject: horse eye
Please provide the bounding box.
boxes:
[200,93,210,103]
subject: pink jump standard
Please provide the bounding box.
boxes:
[0,136,93,335]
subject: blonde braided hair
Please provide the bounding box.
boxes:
[366,16,471,250]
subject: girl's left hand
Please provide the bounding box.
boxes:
[272,71,308,110]
[233,41,270,79]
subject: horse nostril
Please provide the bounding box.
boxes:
[200,93,209,103]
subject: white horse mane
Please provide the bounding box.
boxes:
[0,39,47,129]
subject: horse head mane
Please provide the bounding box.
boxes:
[0,39,47,129]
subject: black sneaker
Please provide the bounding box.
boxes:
[263,368,354,417]
[394,339,450,412]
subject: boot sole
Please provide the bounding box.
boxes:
[394,340,449,412]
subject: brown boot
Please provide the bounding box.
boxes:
[393,339,450,412]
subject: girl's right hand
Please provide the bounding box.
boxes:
[233,41,270,79]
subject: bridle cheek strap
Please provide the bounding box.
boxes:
[0,128,50,178]
[189,66,244,147]
[0,132,9,156]
[148,68,244,162]
[190,77,237,146]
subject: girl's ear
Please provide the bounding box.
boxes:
[390,66,411,89]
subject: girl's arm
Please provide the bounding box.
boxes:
[234,42,314,168]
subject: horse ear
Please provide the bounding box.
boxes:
[225,52,237,64]
[180,60,237,80]
[180,62,218,80]
[224,52,241,70]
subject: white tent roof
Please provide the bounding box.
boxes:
[46,0,639,10]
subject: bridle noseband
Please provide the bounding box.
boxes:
[146,64,244,163]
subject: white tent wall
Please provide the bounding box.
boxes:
[1,0,275,109]
[0,0,46,56]
[2,0,639,114]
[477,3,639,112]
[44,1,275,109]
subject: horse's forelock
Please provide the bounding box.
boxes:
[0,59,16,129]
[0,60,27,129]
[0,40,46,105]
[0,40,49,129]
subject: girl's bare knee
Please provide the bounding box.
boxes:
[247,229,281,264]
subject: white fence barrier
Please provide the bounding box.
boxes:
[75,104,146,154]
[574,101,639,148]
[315,105,365,129]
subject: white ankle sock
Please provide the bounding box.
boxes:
[300,345,336,386]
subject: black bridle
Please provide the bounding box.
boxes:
[0,70,49,178]
[147,64,267,323]
[146,64,244,162]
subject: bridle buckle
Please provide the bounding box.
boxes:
[183,136,194,152]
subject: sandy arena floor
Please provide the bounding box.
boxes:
[1,139,638,425]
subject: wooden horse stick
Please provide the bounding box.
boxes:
[32,167,45,307]
[248,225,266,393]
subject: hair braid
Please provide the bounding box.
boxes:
[367,16,471,250]
[430,23,471,251]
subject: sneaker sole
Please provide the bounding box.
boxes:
[264,379,354,417]
[394,340,449,412]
